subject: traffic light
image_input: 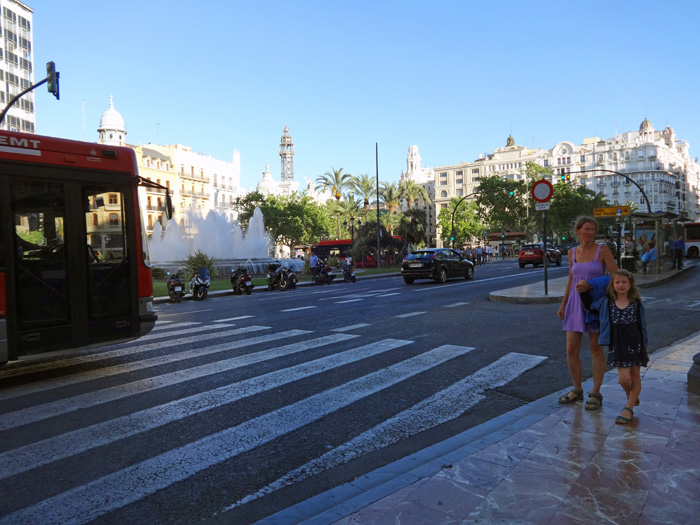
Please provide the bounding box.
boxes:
[507,185,514,196]
[562,236,566,241]
[450,229,455,242]
[46,61,59,99]
[565,174,571,182]
[501,229,506,238]
[560,173,566,181]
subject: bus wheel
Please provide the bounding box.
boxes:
[688,246,699,258]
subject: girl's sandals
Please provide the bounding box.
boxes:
[584,392,603,411]
[616,407,634,424]
[558,388,584,404]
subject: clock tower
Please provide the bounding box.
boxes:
[279,126,294,182]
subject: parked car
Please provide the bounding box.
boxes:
[518,243,562,268]
[401,248,475,284]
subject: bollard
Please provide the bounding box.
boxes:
[688,353,700,395]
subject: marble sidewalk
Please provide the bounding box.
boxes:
[310,335,700,525]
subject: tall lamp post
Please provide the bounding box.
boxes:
[343,217,361,247]
[450,192,479,249]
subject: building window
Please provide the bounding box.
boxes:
[440,190,448,197]
[544,159,549,167]
[109,213,119,226]
[456,179,463,184]
[457,189,463,196]
[92,214,98,226]
[580,155,586,163]
[440,172,447,178]
[440,180,447,185]
[108,193,118,205]
[456,170,463,176]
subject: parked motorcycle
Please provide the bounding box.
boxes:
[267,261,297,291]
[341,258,356,283]
[166,270,186,302]
[190,267,211,300]
[314,258,335,285]
[231,266,254,295]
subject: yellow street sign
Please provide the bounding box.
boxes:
[593,206,630,217]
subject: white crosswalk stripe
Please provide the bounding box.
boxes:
[0,329,547,524]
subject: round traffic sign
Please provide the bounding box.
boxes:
[531,180,553,202]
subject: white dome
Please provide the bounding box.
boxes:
[98,95,126,133]
[256,162,279,195]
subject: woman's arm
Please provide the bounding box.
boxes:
[599,244,619,274]
[557,251,574,319]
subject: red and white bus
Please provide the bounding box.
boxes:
[0,130,160,365]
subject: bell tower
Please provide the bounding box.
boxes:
[279,126,294,182]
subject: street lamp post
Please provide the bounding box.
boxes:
[450,192,479,249]
[568,169,652,213]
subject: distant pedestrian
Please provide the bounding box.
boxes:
[673,236,685,269]
[309,251,318,279]
[640,242,656,273]
[580,270,648,424]
[475,246,483,265]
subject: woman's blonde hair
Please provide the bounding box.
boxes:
[573,215,598,233]
[607,269,641,303]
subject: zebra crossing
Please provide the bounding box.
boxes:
[0,319,546,524]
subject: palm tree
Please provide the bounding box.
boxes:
[349,173,376,223]
[380,181,401,214]
[399,179,431,210]
[381,210,401,236]
[338,196,362,236]
[316,167,352,239]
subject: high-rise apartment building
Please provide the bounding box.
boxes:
[0,0,34,133]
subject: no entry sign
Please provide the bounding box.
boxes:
[532,180,553,203]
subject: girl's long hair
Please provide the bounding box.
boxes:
[607,269,641,303]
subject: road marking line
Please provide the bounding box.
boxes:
[213,316,254,322]
[395,311,426,318]
[137,323,235,341]
[282,306,317,312]
[0,329,309,430]
[331,324,370,332]
[375,293,401,298]
[232,351,547,509]
[443,302,469,308]
[6,344,461,524]
[0,325,261,383]
[2,334,416,479]
[335,299,363,304]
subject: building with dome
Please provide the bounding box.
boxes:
[406,119,700,247]
[97,95,127,146]
[256,162,280,196]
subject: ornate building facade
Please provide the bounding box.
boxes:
[403,120,700,246]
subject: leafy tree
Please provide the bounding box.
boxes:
[353,220,402,264]
[475,176,528,233]
[315,167,352,239]
[349,173,376,223]
[399,179,430,210]
[232,192,334,252]
[395,209,427,250]
[380,210,401,235]
[437,199,483,247]
[546,181,608,242]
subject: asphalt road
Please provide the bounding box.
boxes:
[0,260,697,523]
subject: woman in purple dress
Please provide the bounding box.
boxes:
[557,216,618,410]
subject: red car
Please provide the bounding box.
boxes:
[518,243,562,268]
[354,255,378,268]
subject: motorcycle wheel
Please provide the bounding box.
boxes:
[245,285,252,295]
[314,275,322,285]
[268,282,275,291]
[351,275,356,283]
[169,292,182,303]
[279,277,290,291]
[193,287,206,301]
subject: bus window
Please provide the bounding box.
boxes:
[11,180,69,330]
[83,187,130,322]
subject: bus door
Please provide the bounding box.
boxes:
[7,178,137,358]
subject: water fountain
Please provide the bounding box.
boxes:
[148,206,304,275]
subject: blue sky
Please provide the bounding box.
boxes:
[31,0,700,191]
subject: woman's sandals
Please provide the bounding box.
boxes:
[584,392,603,410]
[616,407,634,424]
[558,389,584,404]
